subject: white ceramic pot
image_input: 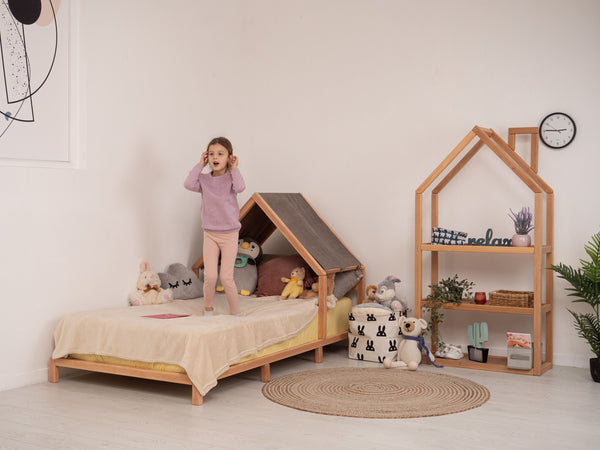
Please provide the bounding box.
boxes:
[511,233,531,247]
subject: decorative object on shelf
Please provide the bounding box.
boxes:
[539,112,576,149]
[506,332,533,370]
[466,228,512,246]
[431,227,467,245]
[488,290,534,308]
[474,292,487,305]
[506,332,532,349]
[468,322,489,363]
[434,343,464,360]
[509,206,534,247]
[424,275,474,351]
[551,231,600,382]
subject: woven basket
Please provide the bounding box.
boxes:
[488,290,533,308]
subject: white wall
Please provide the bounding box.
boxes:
[1,0,599,390]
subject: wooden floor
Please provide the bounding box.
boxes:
[1,344,598,449]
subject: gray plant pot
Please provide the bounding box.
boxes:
[468,345,488,363]
[591,358,600,382]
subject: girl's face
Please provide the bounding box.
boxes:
[207,143,230,176]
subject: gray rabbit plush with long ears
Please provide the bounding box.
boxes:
[375,275,409,316]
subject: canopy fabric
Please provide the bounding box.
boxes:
[239,193,361,274]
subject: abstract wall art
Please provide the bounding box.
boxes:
[1,0,73,166]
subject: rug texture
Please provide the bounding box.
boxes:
[262,367,490,418]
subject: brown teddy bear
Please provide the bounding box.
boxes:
[299,274,337,309]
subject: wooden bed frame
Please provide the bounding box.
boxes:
[48,317,354,406]
[49,193,365,405]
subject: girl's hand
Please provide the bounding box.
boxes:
[229,155,239,170]
[200,151,209,167]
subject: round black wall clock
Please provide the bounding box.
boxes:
[539,112,576,149]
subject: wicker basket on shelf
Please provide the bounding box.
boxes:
[488,290,534,308]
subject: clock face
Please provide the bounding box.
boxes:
[539,113,576,149]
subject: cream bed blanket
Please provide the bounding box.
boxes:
[52,294,317,395]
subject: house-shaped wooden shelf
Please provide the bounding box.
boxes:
[415,126,553,375]
[193,192,365,340]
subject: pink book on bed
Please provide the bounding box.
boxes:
[142,314,191,319]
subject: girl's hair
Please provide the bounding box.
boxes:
[206,137,233,155]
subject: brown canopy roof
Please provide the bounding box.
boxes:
[238,193,362,276]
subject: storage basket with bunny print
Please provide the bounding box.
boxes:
[348,306,400,363]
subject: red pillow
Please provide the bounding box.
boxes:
[256,255,315,297]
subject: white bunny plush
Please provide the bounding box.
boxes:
[128,261,173,306]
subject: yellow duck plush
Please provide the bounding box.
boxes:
[280,267,305,300]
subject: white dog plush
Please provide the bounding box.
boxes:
[383,317,441,370]
[128,261,173,306]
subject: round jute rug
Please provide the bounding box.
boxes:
[262,367,490,418]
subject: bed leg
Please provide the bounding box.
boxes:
[261,364,271,382]
[315,347,324,363]
[48,358,59,383]
[191,385,203,405]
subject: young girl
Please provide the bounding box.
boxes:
[184,137,246,315]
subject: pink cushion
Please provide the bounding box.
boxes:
[256,255,315,297]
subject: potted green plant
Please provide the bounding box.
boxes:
[551,231,600,382]
[509,206,534,247]
[424,275,474,353]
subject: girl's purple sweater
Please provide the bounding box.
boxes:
[184,164,246,233]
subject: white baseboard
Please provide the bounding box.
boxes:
[0,368,49,392]
[552,352,591,369]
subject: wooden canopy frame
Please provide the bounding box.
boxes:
[193,192,365,340]
[415,126,553,375]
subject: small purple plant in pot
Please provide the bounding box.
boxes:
[509,206,534,235]
[509,207,534,247]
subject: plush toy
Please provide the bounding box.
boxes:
[383,317,442,370]
[353,283,394,312]
[217,237,263,296]
[366,284,378,302]
[159,263,204,299]
[280,267,305,300]
[299,274,337,309]
[128,261,173,306]
[374,275,409,315]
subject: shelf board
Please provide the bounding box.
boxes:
[421,301,552,315]
[420,244,552,254]
[421,355,552,375]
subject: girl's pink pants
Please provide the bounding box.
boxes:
[202,231,239,315]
